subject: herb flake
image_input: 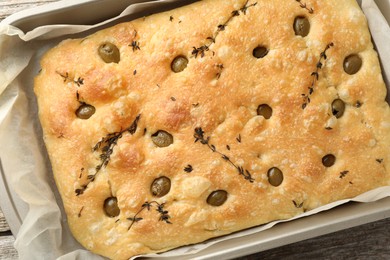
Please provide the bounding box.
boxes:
[293,200,304,208]
[184,165,193,173]
[376,159,384,164]
[78,206,84,218]
[129,30,141,51]
[339,170,349,179]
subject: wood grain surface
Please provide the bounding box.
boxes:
[0,210,10,233]
[1,0,390,259]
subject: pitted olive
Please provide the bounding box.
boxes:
[76,103,95,119]
[171,56,188,73]
[343,54,362,75]
[322,154,336,167]
[253,46,269,59]
[151,130,173,147]
[294,16,310,37]
[151,176,171,197]
[104,197,120,217]
[207,190,228,206]
[267,167,283,187]
[257,104,273,119]
[332,99,345,118]
[98,42,120,63]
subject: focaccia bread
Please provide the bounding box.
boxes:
[34,0,390,259]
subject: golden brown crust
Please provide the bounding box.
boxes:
[34,0,390,259]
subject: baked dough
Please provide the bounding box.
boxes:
[34,0,390,259]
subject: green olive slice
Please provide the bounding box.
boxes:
[253,46,269,59]
[207,190,228,206]
[98,42,120,63]
[151,176,171,197]
[294,16,310,37]
[267,167,284,186]
[343,54,362,75]
[257,104,273,119]
[322,154,336,167]
[151,130,173,147]
[332,99,345,118]
[171,55,188,73]
[104,197,120,217]
[76,103,96,119]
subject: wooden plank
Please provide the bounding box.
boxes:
[242,218,390,259]
[0,207,17,259]
[0,0,58,21]
[0,236,18,260]
[0,208,10,233]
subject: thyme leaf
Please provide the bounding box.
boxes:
[131,41,141,51]
[293,200,304,208]
[215,63,224,79]
[129,30,141,51]
[339,170,349,179]
[192,45,209,58]
[184,164,193,173]
[376,159,384,164]
[78,167,84,179]
[128,114,141,135]
[78,206,84,218]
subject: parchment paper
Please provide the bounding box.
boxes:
[0,0,389,259]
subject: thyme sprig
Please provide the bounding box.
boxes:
[56,71,84,87]
[192,0,257,58]
[194,127,254,182]
[295,0,314,14]
[75,114,141,196]
[127,201,172,230]
[301,42,334,109]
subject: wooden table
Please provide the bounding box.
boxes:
[1,1,390,259]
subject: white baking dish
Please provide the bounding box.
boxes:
[0,0,389,259]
